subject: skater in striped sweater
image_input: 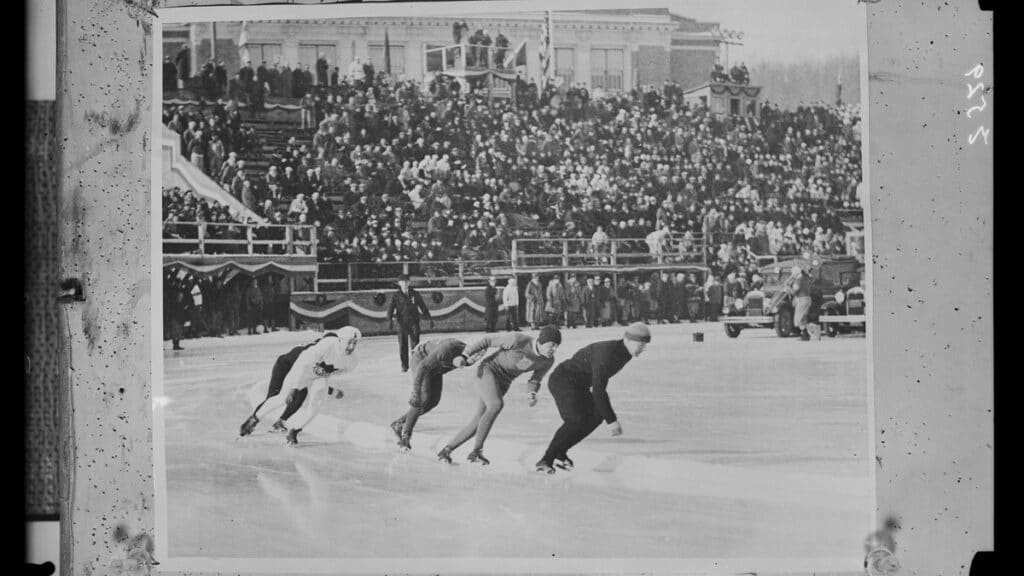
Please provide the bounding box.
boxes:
[436,326,561,465]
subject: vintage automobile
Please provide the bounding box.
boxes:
[722,255,863,338]
[819,280,867,337]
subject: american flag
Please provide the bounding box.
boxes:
[538,11,552,89]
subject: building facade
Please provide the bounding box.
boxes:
[164,9,723,93]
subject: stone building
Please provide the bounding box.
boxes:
[163,8,724,93]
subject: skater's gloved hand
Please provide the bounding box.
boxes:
[452,354,468,368]
[527,391,538,407]
[609,421,623,437]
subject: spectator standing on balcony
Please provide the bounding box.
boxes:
[266,165,282,200]
[187,279,210,338]
[174,43,190,89]
[208,134,225,177]
[245,278,264,335]
[261,275,279,332]
[215,61,228,96]
[163,56,177,92]
[288,193,309,220]
[348,56,365,85]
[280,62,293,100]
[502,277,520,331]
[188,130,206,170]
[525,273,545,330]
[241,180,258,213]
[316,56,329,86]
[387,274,435,372]
[565,273,582,329]
[300,92,315,130]
[484,276,500,333]
[238,60,254,101]
[223,279,241,336]
[230,169,246,200]
[545,276,566,327]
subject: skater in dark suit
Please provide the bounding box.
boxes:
[535,323,650,474]
[388,338,479,450]
[387,274,434,372]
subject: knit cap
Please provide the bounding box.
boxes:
[537,325,562,345]
[624,322,652,343]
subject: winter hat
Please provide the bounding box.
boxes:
[624,322,652,343]
[537,325,562,346]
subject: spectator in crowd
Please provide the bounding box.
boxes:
[685,273,703,323]
[174,43,190,89]
[544,275,566,327]
[261,275,279,331]
[484,275,500,332]
[525,273,544,330]
[598,277,615,327]
[705,273,724,321]
[582,276,597,328]
[245,278,264,335]
[564,273,582,329]
[502,277,520,331]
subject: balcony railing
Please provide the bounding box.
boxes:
[314,259,508,292]
[511,236,706,269]
[162,221,318,256]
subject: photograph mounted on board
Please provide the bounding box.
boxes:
[154,0,871,570]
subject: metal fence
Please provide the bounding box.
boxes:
[162,221,318,256]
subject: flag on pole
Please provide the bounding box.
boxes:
[538,11,552,89]
[384,29,392,75]
[504,39,527,68]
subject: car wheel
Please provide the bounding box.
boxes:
[825,308,840,337]
[725,324,742,338]
[775,306,794,338]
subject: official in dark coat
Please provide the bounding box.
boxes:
[387,274,435,372]
[483,276,500,332]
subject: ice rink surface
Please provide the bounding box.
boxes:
[160,322,871,561]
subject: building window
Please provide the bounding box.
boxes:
[712,96,725,114]
[369,44,405,75]
[591,48,624,91]
[554,47,574,86]
[247,43,282,66]
[730,98,740,115]
[298,44,337,69]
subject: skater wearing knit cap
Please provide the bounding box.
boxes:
[535,323,650,474]
[437,326,561,465]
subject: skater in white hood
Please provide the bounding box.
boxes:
[239,326,361,445]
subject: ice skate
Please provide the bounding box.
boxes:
[535,460,556,474]
[239,415,258,437]
[397,435,412,451]
[554,456,574,471]
[437,446,453,464]
[270,419,288,433]
[467,449,490,465]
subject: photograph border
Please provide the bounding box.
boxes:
[151,1,875,573]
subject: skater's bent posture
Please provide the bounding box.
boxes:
[247,331,341,432]
[239,326,361,445]
[437,326,561,465]
[534,323,650,474]
[389,338,480,450]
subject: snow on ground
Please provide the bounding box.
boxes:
[160,322,871,561]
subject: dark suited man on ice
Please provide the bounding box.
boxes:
[387,273,434,372]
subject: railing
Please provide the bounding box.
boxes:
[315,259,509,291]
[512,236,706,269]
[424,43,517,74]
[162,221,318,256]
